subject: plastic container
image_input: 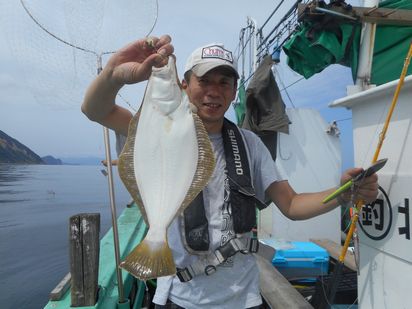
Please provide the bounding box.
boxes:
[271,241,329,281]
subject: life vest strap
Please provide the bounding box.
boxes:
[176,236,259,282]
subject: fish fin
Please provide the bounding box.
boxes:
[178,113,216,212]
[118,109,149,226]
[120,239,176,280]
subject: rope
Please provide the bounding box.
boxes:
[279,76,305,92]
[272,66,296,108]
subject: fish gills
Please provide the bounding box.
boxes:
[118,56,215,280]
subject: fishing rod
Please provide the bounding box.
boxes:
[323,41,412,308]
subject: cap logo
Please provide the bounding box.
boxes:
[201,45,233,63]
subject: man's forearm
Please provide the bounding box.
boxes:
[288,189,341,220]
[81,68,123,123]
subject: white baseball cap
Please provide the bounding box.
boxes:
[184,43,239,79]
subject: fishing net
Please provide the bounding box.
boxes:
[0,0,158,109]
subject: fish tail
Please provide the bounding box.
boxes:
[119,238,176,280]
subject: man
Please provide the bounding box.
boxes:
[82,35,378,309]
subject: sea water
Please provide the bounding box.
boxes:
[0,164,131,309]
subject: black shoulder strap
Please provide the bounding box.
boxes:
[222,119,267,210]
[222,119,267,233]
[222,118,253,190]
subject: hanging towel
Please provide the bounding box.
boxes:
[243,55,290,134]
[242,55,290,161]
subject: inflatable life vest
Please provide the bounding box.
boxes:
[182,118,267,253]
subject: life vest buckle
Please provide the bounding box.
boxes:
[176,268,192,282]
[216,238,241,261]
[204,265,217,276]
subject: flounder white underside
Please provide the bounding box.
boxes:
[119,57,214,230]
[135,92,198,233]
[117,56,215,280]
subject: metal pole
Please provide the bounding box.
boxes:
[355,0,379,90]
[247,17,258,72]
[98,56,125,304]
[314,7,358,21]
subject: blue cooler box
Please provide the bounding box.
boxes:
[271,241,329,281]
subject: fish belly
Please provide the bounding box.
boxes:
[134,98,198,239]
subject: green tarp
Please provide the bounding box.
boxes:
[372,0,412,85]
[283,22,360,80]
[234,78,246,126]
[283,0,412,85]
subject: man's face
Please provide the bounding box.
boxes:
[183,68,237,130]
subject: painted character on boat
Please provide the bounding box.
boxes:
[82,35,379,309]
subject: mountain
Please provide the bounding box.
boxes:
[41,155,63,165]
[0,130,44,164]
[59,156,103,166]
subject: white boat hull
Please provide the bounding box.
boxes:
[332,75,412,309]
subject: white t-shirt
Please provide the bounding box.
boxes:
[153,128,281,309]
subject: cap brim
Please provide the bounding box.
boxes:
[192,62,239,79]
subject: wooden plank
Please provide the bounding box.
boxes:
[81,213,100,305]
[310,238,357,272]
[255,253,313,309]
[69,215,84,306]
[69,213,100,307]
[353,6,412,26]
[49,273,71,301]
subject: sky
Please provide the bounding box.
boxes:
[0,0,361,169]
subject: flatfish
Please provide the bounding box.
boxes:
[118,55,215,280]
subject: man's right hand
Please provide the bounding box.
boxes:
[106,35,174,87]
[82,35,174,135]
